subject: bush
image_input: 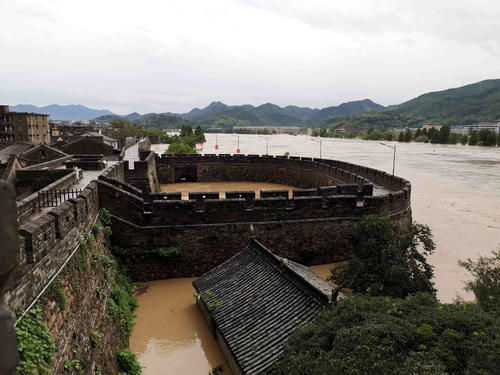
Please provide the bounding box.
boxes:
[108,274,138,339]
[44,277,67,310]
[116,349,142,375]
[274,293,500,375]
[64,359,83,374]
[99,208,111,226]
[331,214,436,298]
[459,250,500,314]
[152,247,181,258]
[90,331,101,348]
[92,224,102,237]
[103,226,112,240]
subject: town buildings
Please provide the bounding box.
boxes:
[0,105,49,144]
[450,123,500,135]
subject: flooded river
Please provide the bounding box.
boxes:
[129,279,231,375]
[134,135,500,373]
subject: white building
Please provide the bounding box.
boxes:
[451,123,500,135]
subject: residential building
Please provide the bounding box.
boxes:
[0,105,49,144]
[422,123,443,131]
[451,123,500,135]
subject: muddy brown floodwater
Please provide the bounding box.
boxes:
[136,135,500,373]
[160,181,296,199]
[129,278,232,375]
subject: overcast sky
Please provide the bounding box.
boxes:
[1,0,499,114]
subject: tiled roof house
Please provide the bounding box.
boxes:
[193,239,335,375]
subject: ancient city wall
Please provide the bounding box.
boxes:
[100,154,412,280]
[124,150,160,193]
[16,169,81,223]
[6,162,125,312]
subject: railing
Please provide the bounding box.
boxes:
[37,189,82,208]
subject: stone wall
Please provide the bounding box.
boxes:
[16,169,81,223]
[124,151,160,193]
[102,154,412,280]
[41,235,123,374]
[111,209,412,281]
[155,154,369,188]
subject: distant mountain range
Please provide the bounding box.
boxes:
[11,104,114,121]
[327,79,500,130]
[12,78,500,128]
[93,99,385,129]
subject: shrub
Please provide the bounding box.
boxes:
[116,349,142,375]
[64,359,83,374]
[459,250,500,314]
[90,331,101,348]
[86,233,95,247]
[108,274,138,339]
[92,253,116,274]
[152,247,181,258]
[98,208,111,226]
[44,277,67,310]
[92,224,102,237]
[274,293,500,375]
[103,226,112,240]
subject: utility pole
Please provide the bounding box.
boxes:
[380,142,396,176]
[310,138,322,158]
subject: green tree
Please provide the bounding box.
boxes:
[485,131,497,146]
[398,132,404,142]
[403,129,412,142]
[331,215,436,298]
[274,293,500,375]
[164,140,196,155]
[194,125,206,143]
[478,129,490,145]
[459,250,500,314]
[460,134,469,145]
[469,131,479,145]
[180,124,193,137]
[437,125,451,144]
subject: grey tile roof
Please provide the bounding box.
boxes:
[0,143,33,163]
[193,239,332,374]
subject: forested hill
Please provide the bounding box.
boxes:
[94,99,385,129]
[326,79,500,130]
[388,79,500,123]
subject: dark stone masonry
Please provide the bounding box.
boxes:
[101,153,412,280]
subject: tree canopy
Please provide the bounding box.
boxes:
[274,293,500,375]
[331,215,436,298]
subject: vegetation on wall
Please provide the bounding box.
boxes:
[108,272,138,339]
[43,277,67,310]
[116,349,142,375]
[15,304,56,375]
[15,210,140,374]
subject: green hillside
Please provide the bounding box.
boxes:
[388,79,500,124]
[324,79,500,130]
[326,112,422,130]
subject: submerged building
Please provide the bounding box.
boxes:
[193,239,336,375]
